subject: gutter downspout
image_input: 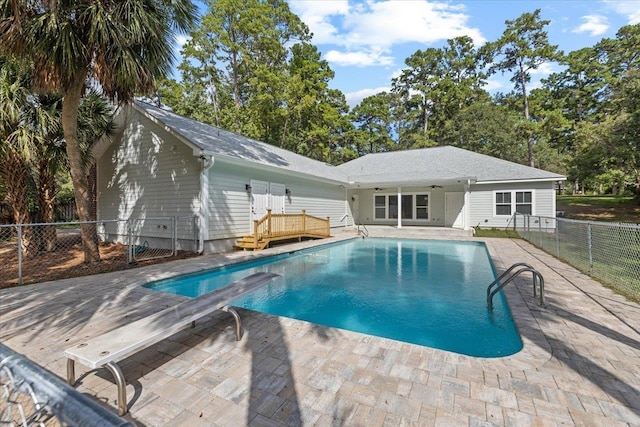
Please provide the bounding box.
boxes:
[199,153,214,253]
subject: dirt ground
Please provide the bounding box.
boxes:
[0,233,197,289]
[557,197,640,223]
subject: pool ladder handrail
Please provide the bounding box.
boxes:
[487,262,545,308]
[357,223,369,238]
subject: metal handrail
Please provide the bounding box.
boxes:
[357,223,369,238]
[486,262,535,299]
[487,265,545,308]
[0,343,131,426]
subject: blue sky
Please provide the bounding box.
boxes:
[283,0,640,107]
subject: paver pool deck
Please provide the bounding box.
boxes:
[1,232,639,426]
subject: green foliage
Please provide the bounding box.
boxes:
[473,228,520,238]
[391,36,488,148]
[159,0,352,163]
[484,9,562,167]
[441,103,524,163]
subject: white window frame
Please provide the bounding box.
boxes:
[493,189,535,217]
[372,192,430,221]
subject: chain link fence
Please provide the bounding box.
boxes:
[0,216,200,287]
[0,342,131,426]
[513,213,640,302]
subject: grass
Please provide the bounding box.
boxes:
[557,195,640,223]
[473,228,520,238]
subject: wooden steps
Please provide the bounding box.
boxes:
[234,210,331,251]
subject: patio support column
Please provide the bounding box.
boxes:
[463,179,471,231]
[397,186,402,228]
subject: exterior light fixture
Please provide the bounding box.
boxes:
[245,184,251,192]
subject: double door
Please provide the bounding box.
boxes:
[250,179,286,222]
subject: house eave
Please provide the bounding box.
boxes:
[347,177,477,189]
[477,177,566,185]
[213,154,348,186]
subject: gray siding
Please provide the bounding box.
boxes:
[354,185,462,226]
[97,113,200,240]
[470,181,556,229]
[207,162,348,240]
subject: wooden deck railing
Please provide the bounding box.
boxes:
[253,210,330,241]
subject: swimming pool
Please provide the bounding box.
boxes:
[145,238,523,357]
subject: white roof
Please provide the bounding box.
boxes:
[133,101,565,186]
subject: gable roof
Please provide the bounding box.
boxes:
[336,146,565,185]
[131,101,564,187]
[133,101,349,183]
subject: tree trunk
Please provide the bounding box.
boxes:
[62,72,101,263]
[37,158,57,252]
[520,65,534,168]
[1,150,37,255]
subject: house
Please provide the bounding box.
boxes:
[93,101,565,253]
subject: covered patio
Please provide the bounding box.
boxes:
[1,232,639,426]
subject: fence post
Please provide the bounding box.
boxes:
[538,216,542,247]
[302,210,306,233]
[556,218,560,258]
[513,213,517,232]
[127,220,133,264]
[17,224,23,285]
[587,222,593,276]
[267,209,272,236]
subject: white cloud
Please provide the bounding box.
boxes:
[483,79,503,93]
[530,62,556,76]
[289,1,350,44]
[174,34,191,51]
[324,50,394,67]
[290,0,485,67]
[345,86,390,107]
[572,15,609,36]
[605,0,640,24]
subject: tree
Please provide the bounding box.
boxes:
[441,103,525,163]
[543,47,609,123]
[349,92,397,155]
[392,37,488,148]
[162,1,353,164]
[0,0,197,262]
[485,9,561,167]
[0,56,44,254]
[392,48,443,146]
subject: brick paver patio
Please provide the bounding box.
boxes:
[1,233,639,426]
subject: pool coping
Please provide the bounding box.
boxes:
[130,233,554,373]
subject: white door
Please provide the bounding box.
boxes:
[445,192,464,228]
[250,180,269,221]
[269,182,286,214]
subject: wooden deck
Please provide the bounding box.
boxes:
[235,210,331,251]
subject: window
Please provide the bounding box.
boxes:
[494,190,534,216]
[388,196,398,219]
[373,193,429,220]
[515,191,532,214]
[401,195,413,219]
[495,192,512,216]
[374,195,386,219]
[416,194,428,219]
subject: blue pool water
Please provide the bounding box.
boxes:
[145,238,523,357]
